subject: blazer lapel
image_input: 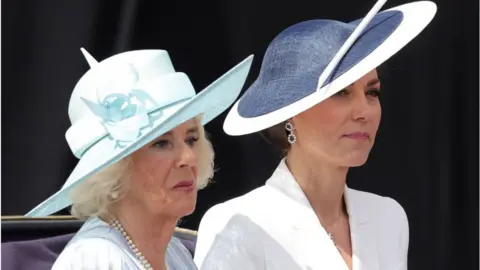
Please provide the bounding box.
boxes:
[289,217,350,270]
[266,160,349,270]
[344,187,379,270]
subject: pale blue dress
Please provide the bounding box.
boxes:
[52,217,197,270]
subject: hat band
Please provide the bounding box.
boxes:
[65,73,196,158]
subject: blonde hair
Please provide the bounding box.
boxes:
[69,117,215,219]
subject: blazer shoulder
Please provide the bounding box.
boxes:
[202,185,270,218]
[348,189,410,260]
[195,186,269,267]
[348,188,408,223]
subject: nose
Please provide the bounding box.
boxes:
[350,94,374,122]
[175,142,197,169]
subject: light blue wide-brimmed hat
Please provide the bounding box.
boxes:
[223,0,436,136]
[26,49,253,217]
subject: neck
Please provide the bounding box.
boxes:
[110,200,178,270]
[286,147,349,226]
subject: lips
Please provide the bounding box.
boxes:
[344,132,370,140]
[173,180,195,190]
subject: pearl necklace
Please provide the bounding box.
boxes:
[109,217,154,270]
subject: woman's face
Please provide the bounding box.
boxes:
[125,118,201,218]
[291,69,381,167]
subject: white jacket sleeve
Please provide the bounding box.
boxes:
[197,214,265,270]
[52,238,126,270]
[390,197,409,270]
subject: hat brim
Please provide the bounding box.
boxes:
[223,1,436,136]
[26,55,254,217]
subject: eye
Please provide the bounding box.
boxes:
[151,139,172,149]
[186,136,199,147]
[366,89,381,98]
[334,89,349,97]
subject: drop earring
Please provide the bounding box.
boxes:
[285,121,296,144]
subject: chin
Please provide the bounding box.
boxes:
[174,197,197,216]
[342,151,371,167]
[177,203,196,217]
[347,159,368,167]
[160,203,196,218]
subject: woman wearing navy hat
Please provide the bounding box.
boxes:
[194,1,437,269]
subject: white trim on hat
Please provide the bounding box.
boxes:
[223,1,437,136]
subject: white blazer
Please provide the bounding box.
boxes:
[194,159,409,270]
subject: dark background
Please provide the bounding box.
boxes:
[2,0,478,269]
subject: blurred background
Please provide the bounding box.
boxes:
[2,0,478,269]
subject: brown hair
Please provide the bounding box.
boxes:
[259,121,291,155]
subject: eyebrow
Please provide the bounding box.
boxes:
[164,126,199,136]
[367,78,380,87]
[186,126,199,134]
[347,78,381,89]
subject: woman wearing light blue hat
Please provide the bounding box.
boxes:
[195,1,436,270]
[25,48,253,270]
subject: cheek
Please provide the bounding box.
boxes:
[131,157,172,198]
[374,104,382,124]
[297,108,345,142]
[367,103,382,135]
[191,148,202,177]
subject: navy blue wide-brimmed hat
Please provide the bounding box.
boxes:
[224,0,436,135]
